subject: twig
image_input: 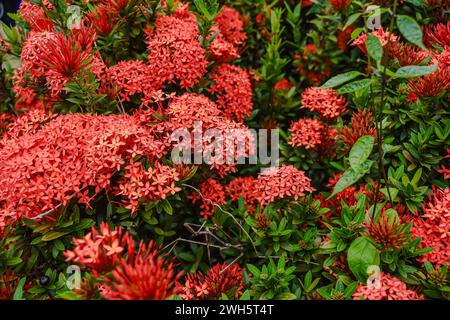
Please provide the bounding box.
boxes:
[182,183,259,256]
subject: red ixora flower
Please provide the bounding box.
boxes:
[66,223,183,300]
[337,108,376,149]
[145,9,208,89]
[178,263,244,300]
[388,41,430,67]
[165,93,255,176]
[209,64,254,122]
[353,272,423,300]
[301,87,347,120]
[19,1,54,32]
[64,222,135,274]
[255,165,315,207]
[225,176,258,212]
[410,188,450,266]
[337,26,356,51]
[108,60,162,102]
[189,178,226,219]
[0,111,170,234]
[288,118,327,150]
[352,28,399,54]
[366,209,410,251]
[406,67,450,102]
[101,241,183,300]
[329,0,352,11]
[215,6,247,47]
[88,5,121,36]
[17,30,96,97]
[424,21,450,49]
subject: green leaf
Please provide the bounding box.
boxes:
[275,292,297,300]
[366,34,383,66]
[329,161,373,198]
[6,257,23,266]
[405,0,424,7]
[321,71,363,89]
[336,79,372,94]
[13,278,26,300]
[160,199,173,215]
[349,135,375,171]
[395,62,438,78]
[344,13,362,30]
[396,15,426,50]
[347,237,380,282]
[42,231,67,241]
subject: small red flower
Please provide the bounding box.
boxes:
[256,165,315,207]
[337,108,376,149]
[288,118,327,150]
[329,0,352,11]
[88,5,121,36]
[209,64,254,122]
[353,272,423,300]
[301,87,347,120]
[146,11,208,89]
[178,263,244,300]
[101,241,183,300]
[189,178,226,219]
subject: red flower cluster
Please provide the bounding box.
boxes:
[19,0,54,32]
[410,188,450,266]
[166,93,255,176]
[301,87,347,120]
[352,28,399,54]
[388,42,430,67]
[274,78,294,103]
[189,178,226,219]
[66,223,183,300]
[88,5,121,36]
[329,0,352,11]
[210,6,247,62]
[101,241,182,300]
[255,165,315,207]
[215,6,247,47]
[15,29,98,102]
[65,222,135,274]
[115,161,180,213]
[178,263,244,300]
[406,60,450,102]
[108,60,160,102]
[353,272,423,300]
[288,118,328,150]
[337,109,376,149]
[0,111,169,232]
[146,10,208,89]
[366,210,410,251]
[209,64,254,122]
[424,21,450,49]
[226,176,258,211]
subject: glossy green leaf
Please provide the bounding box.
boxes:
[349,135,375,171]
[366,34,383,66]
[396,15,426,50]
[395,62,438,78]
[329,160,373,198]
[321,71,363,89]
[347,237,380,282]
[336,79,372,94]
